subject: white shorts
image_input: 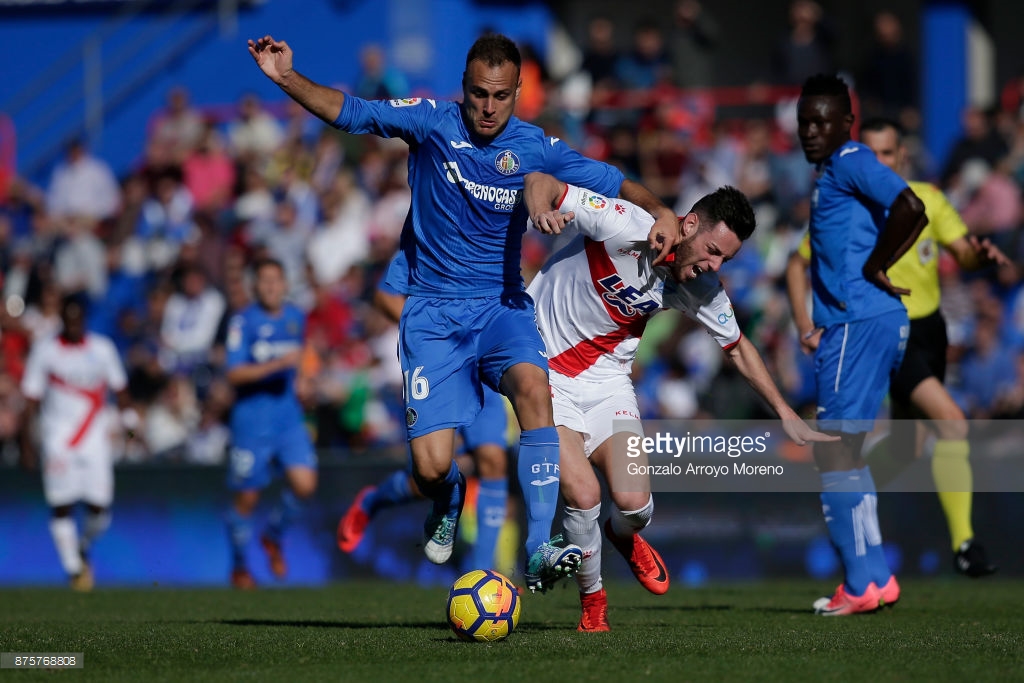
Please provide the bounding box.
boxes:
[550,370,643,458]
[41,446,114,508]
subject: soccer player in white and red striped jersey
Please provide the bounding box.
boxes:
[20,296,137,591]
[524,172,835,631]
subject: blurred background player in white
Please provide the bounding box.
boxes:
[524,173,837,631]
[20,296,137,591]
[337,252,511,573]
[224,258,316,589]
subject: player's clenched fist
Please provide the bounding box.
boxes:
[531,210,575,235]
[247,35,294,83]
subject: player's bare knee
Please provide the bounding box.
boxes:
[474,445,507,479]
[561,479,600,511]
[932,418,968,442]
[612,490,651,514]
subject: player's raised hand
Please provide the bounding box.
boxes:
[647,211,680,266]
[968,235,1012,267]
[781,418,840,446]
[532,210,574,235]
[248,35,294,84]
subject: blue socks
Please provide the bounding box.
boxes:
[226,508,253,571]
[820,468,890,596]
[365,469,415,515]
[415,460,463,516]
[518,426,560,556]
[265,489,304,544]
[471,477,508,570]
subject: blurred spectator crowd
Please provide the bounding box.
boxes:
[3,1,1024,467]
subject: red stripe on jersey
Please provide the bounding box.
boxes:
[548,237,648,378]
[48,373,107,448]
[722,332,742,352]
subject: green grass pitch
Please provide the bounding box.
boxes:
[2,579,1022,682]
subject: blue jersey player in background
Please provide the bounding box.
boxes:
[337,251,512,575]
[225,257,317,589]
[796,74,927,615]
[249,31,679,592]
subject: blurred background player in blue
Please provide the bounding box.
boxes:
[788,117,1005,578]
[224,258,316,589]
[796,74,927,615]
[248,32,679,592]
[337,251,511,574]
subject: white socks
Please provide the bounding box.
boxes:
[563,503,602,594]
[49,517,82,576]
[609,495,654,537]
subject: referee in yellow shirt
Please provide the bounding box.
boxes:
[786,117,1008,577]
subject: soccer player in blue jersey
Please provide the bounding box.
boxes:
[224,258,317,589]
[337,252,511,574]
[796,74,927,615]
[249,32,679,592]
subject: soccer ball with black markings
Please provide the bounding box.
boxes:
[446,569,520,642]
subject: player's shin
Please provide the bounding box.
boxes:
[931,439,974,550]
[518,426,561,555]
[563,503,602,594]
[857,467,893,585]
[80,509,111,554]
[470,477,508,570]
[226,508,253,571]
[265,489,304,543]
[819,471,876,596]
[609,495,653,537]
[49,517,83,577]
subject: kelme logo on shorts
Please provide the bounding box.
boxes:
[495,150,520,175]
[406,407,418,427]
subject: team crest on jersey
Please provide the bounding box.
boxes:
[405,407,418,427]
[494,150,520,175]
[581,193,608,210]
[389,98,421,107]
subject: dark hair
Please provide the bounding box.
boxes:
[800,73,852,115]
[465,33,522,71]
[252,256,285,275]
[690,186,756,241]
[860,116,904,141]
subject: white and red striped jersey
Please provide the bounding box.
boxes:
[528,184,740,382]
[21,333,127,455]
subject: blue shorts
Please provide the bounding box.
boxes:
[228,421,317,491]
[459,386,508,452]
[814,310,909,434]
[399,293,546,439]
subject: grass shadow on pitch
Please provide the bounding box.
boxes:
[217,618,443,630]
[626,604,810,615]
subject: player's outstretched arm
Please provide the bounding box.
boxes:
[948,235,1014,270]
[248,35,346,124]
[784,248,821,354]
[725,336,838,445]
[863,187,927,296]
[618,179,678,265]
[524,172,575,234]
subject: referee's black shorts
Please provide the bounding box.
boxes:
[889,310,948,405]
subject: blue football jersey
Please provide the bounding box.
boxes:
[225,303,306,429]
[380,250,409,297]
[809,141,909,326]
[334,96,625,298]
